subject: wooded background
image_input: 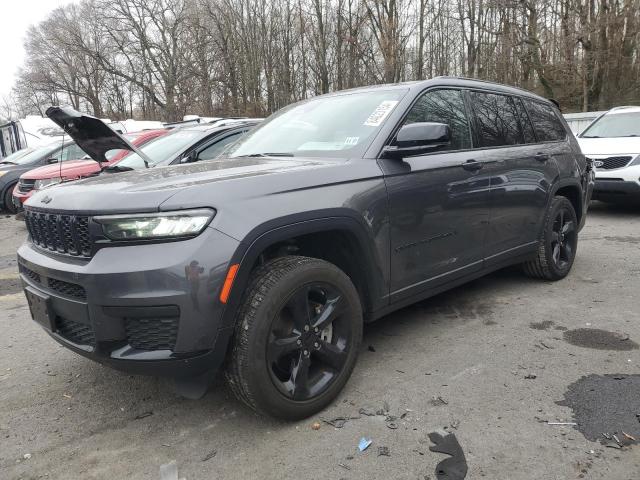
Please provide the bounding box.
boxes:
[2,0,639,122]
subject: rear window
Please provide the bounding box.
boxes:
[469,92,523,147]
[523,100,566,142]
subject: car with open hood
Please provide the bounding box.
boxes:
[576,106,640,204]
[12,128,169,208]
[18,79,593,419]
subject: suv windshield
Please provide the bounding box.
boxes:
[581,111,640,138]
[228,89,407,158]
[115,130,204,169]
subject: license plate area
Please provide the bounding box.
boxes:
[25,286,55,331]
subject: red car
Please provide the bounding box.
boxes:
[13,129,167,207]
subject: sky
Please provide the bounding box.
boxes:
[0,0,74,99]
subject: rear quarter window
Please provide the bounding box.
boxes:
[523,99,567,142]
[469,91,523,147]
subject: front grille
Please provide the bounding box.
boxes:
[25,210,92,257]
[19,264,41,284]
[590,156,633,170]
[47,278,86,300]
[55,316,95,347]
[124,317,179,351]
[17,179,36,193]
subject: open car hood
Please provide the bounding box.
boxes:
[45,106,145,163]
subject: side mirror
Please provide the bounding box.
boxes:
[181,151,198,164]
[383,122,450,159]
[46,158,58,164]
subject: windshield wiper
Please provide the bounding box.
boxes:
[241,152,295,157]
[580,135,600,138]
[0,161,16,165]
[104,165,135,172]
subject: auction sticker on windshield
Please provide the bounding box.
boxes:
[364,100,399,127]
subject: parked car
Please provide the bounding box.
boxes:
[577,106,640,204]
[0,141,86,213]
[87,119,260,172]
[18,78,593,420]
[12,129,168,208]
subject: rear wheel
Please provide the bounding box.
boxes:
[225,256,362,420]
[3,184,17,214]
[523,196,578,280]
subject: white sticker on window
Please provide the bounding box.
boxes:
[363,100,399,127]
[344,136,359,146]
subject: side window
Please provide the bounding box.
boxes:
[50,144,86,162]
[469,91,523,147]
[198,132,243,161]
[402,89,472,151]
[523,99,567,142]
[514,98,537,143]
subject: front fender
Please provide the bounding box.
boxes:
[218,211,389,328]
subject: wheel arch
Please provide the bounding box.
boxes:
[219,213,388,328]
[551,180,583,225]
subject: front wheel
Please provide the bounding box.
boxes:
[3,184,17,214]
[225,256,362,420]
[523,196,578,280]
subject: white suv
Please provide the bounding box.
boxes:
[577,106,640,204]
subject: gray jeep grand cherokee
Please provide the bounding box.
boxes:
[18,77,594,419]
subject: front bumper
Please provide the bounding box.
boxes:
[592,179,640,200]
[18,226,240,378]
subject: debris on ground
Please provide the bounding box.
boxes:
[428,430,468,479]
[338,463,350,470]
[358,437,372,452]
[378,446,390,456]
[622,431,636,442]
[430,396,448,406]
[159,460,185,480]
[311,421,321,430]
[367,345,376,352]
[201,449,217,462]
[23,453,31,460]
[321,416,356,428]
[524,374,537,379]
[547,422,577,426]
[134,411,153,420]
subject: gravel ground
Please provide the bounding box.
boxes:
[1,202,640,480]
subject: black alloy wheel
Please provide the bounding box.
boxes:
[225,256,362,419]
[267,282,350,401]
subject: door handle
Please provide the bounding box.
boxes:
[535,152,550,162]
[461,159,483,171]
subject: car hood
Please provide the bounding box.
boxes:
[46,106,138,162]
[577,137,640,156]
[25,155,351,213]
[21,160,102,180]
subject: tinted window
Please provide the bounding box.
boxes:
[469,92,522,147]
[198,131,243,160]
[514,98,537,143]
[402,89,471,150]
[523,100,566,142]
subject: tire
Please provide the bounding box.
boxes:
[523,196,578,281]
[3,184,17,214]
[225,255,363,420]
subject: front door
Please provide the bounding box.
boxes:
[379,88,491,301]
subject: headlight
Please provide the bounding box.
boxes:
[629,155,640,166]
[34,177,62,190]
[94,209,215,240]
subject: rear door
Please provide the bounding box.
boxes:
[467,91,559,265]
[380,88,491,300]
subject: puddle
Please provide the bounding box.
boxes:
[563,328,638,351]
[558,374,640,446]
